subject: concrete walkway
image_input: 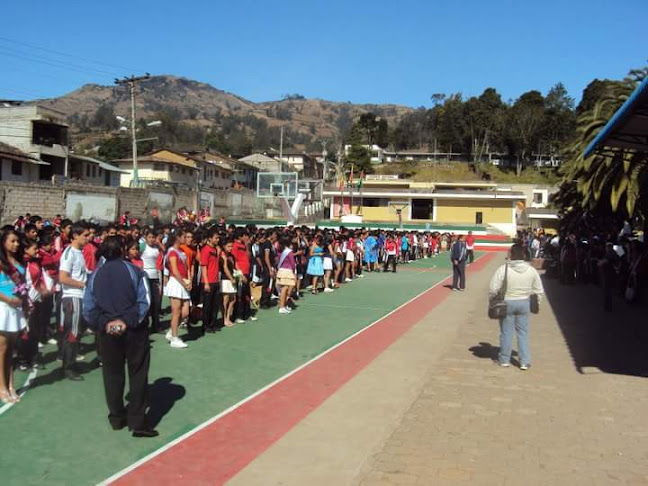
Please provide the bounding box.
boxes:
[229,255,648,485]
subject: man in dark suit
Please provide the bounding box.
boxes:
[450,235,468,291]
[83,236,157,438]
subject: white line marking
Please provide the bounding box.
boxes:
[0,367,38,416]
[102,255,488,485]
[297,302,392,312]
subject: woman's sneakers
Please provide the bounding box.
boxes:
[279,307,292,314]
[519,364,530,371]
[165,330,187,348]
[170,337,187,349]
[323,287,334,293]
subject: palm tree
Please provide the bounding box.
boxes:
[556,67,648,227]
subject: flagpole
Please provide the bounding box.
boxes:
[350,163,354,215]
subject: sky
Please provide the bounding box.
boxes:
[2,0,647,107]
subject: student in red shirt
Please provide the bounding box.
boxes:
[465,230,476,264]
[383,234,398,273]
[232,229,256,323]
[199,228,221,333]
[126,239,144,269]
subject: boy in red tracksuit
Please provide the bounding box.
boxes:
[38,232,60,345]
[18,240,54,369]
[383,235,398,273]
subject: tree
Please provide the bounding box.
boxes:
[465,88,507,169]
[506,90,545,176]
[97,135,130,160]
[92,104,119,131]
[540,83,576,156]
[436,94,470,155]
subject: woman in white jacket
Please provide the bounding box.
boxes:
[489,244,544,370]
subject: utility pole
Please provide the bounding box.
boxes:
[115,74,150,187]
[279,126,284,162]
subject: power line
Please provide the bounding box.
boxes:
[0,35,137,74]
[0,46,118,77]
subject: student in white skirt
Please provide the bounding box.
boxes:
[0,229,28,404]
[322,235,335,293]
[220,237,238,327]
[163,230,190,349]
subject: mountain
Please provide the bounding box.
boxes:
[39,75,414,152]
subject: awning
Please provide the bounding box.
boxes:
[584,77,648,158]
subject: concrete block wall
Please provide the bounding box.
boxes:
[0,182,66,223]
[0,182,270,225]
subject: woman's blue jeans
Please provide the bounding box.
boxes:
[498,299,531,365]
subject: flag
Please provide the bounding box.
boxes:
[357,171,364,189]
[347,164,354,188]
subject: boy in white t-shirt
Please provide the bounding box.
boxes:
[58,224,89,381]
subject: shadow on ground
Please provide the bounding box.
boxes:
[146,377,186,428]
[543,274,648,377]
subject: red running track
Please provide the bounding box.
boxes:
[110,253,496,485]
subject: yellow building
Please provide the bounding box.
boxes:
[323,178,525,236]
[113,149,200,188]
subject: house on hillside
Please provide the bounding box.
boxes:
[112,148,200,188]
[0,141,48,182]
[344,144,385,164]
[183,150,235,190]
[239,153,289,173]
[0,103,69,180]
[277,150,322,179]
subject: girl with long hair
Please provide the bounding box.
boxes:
[306,234,325,294]
[0,229,28,403]
[163,230,190,349]
[220,237,237,327]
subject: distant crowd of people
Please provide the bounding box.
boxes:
[518,222,647,311]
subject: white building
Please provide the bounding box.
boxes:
[344,144,385,164]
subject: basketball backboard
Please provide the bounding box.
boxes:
[257,172,299,199]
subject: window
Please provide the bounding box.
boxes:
[215,170,221,179]
[11,160,22,176]
[363,198,388,207]
[86,164,91,177]
[98,168,103,176]
[181,168,186,174]
[92,165,97,177]
[153,163,166,171]
[533,192,544,204]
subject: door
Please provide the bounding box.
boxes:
[475,212,483,224]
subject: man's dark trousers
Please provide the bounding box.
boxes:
[235,277,252,320]
[383,255,397,273]
[202,283,220,330]
[452,261,466,290]
[100,326,150,431]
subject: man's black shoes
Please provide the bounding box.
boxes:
[132,429,159,438]
[65,369,84,381]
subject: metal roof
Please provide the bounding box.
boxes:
[70,154,128,173]
[584,77,648,158]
